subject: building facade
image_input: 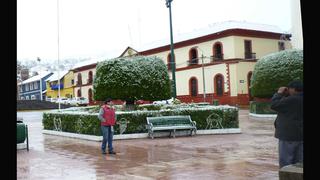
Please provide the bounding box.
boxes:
[72,63,97,104]
[18,72,53,100]
[72,21,291,106]
[46,71,75,99]
[124,21,291,105]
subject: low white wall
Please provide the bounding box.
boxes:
[42,128,241,142]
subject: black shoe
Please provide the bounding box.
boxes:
[102,151,107,154]
[109,151,116,155]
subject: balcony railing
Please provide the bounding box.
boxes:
[87,79,93,84]
[244,52,256,60]
[211,54,224,61]
[188,58,199,66]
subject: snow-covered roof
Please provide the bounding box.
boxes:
[139,20,288,52]
[71,57,110,70]
[46,70,69,82]
[19,71,52,85]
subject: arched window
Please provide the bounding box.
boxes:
[189,77,198,97]
[213,42,223,60]
[167,53,175,70]
[214,74,224,96]
[77,89,81,97]
[247,72,253,100]
[189,48,198,65]
[88,71,93,84]
[88,88,93,102]
[77,73,82,85]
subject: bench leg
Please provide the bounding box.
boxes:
[173,129,176,138]
[26,125,29,151]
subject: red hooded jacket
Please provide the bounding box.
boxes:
[101,105,116,126]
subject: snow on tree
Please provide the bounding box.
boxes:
[93,56,171,101]
[250,49,303,98]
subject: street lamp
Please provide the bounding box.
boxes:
[165,0,176,99]
[57,0,61,111]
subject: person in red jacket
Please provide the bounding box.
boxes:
[98,98,116,154]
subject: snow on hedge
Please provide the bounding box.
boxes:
[46,105,238,116]
[93,56,171,101]
[250,49,303,98]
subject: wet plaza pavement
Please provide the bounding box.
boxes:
[17,109,278,180]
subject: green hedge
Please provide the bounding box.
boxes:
[250,49,303,98]
[43,106,239,136]
[249,101,276,114]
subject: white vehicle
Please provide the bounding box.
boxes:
[68,97,89,106]
[56,98,69,104]
[152,98,174,105]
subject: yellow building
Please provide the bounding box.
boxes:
[46,70,75,99]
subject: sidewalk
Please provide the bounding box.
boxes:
[17,109,278,179]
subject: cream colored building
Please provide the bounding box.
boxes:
[71,62,97,104]
[120,21,292,105]
[73,21,292,105]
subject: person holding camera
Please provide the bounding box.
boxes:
[271,80,303,168]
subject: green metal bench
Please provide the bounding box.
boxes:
[146,115,197,139]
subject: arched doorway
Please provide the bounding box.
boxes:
[88,88,93,102]
[77,89,81,97]
[189,77,198,97]
[88,71,93,84]
[214,74,224,96]
[213,42,223,60]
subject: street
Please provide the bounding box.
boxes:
[17,109,278,180]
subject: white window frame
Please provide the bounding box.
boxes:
[20,97,25,100]
[34,81,38,89]
[20,86,23,92]
[25,96,29,100]
[25,84,29,91]
[30,83,34,90]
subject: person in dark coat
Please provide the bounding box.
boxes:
[271,80,303,168]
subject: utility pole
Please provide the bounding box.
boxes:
[201,54,206,102]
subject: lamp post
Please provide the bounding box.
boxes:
[165,0,176,99]
[57,0,61,111]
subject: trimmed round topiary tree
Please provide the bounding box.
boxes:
[250,49,303,98]
[93,56,171,103]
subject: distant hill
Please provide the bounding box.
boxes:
[17,100,74,111]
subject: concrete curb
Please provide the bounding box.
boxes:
[17,143,27,150]
[249,113,277,119]
[42,128,242,142]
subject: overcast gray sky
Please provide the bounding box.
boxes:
[17,0,292,62]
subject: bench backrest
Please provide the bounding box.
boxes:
[147,116,192,126]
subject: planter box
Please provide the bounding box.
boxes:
[249,101,276,114]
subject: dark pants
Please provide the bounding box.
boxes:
[101,126,113,153]
[279,140,303,168]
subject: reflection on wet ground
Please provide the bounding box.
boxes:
[17,109,278,179]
